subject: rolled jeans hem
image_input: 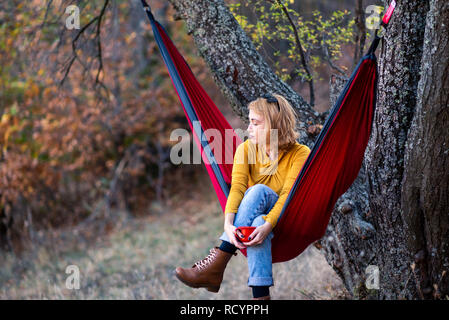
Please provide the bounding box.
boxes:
[247,277,274,287]
[218,184,279,290]
[219,232,229,243]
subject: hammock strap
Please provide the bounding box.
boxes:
[367,0,396,55]
[140,0,231,198]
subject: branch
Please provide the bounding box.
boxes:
[353,0,367,68]
[95,0,109,85]
[59,0,110,88]
[60,15,98,85]
[322,38,348,77]
[166,0,317,145]
[270,0,315,107]
[40,0,54,29]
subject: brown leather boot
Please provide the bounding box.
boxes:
[174,247,236,293]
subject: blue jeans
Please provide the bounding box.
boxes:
[220,184,279,287]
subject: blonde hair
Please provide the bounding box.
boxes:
[248,94,299,152]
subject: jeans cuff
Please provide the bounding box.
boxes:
[247,276,274,287]
[219,232,229,243]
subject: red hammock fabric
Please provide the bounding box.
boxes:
[155,20,241,210]
[272,59,377,262]
[143,2,378,263]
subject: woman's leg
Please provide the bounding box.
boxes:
[174,184,278,294]
[247,215,275,287]
[219,184,278,296]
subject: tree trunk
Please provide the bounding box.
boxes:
[364,0,431,299]
[401,0,449,299]
[165,0,449,299]
[167,0,319,144]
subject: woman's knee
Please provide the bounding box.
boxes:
[251,215,266,227]
[250,184,272,193]
[245,184,275,199]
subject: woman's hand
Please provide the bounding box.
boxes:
[243,221,273,247]
[224,223,247,250]
[224,213,246,250]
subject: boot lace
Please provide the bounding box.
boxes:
[193,248,218,271]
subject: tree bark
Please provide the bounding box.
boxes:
[364,0,431,299]
[401,0,449,299]
[166,0,319,144]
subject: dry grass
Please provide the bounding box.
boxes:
[0,178,349,300]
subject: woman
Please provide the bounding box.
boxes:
[175,93,311,300]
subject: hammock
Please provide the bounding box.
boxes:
[141,0,395,263]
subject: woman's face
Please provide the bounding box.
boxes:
[247,109,266,145]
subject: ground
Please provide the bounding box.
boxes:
[0,173,349,300]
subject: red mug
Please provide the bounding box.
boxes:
[234,226,256,242]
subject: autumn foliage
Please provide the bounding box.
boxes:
[0,1,206,251]
[1,0,360,252]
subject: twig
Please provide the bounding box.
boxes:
[95,0,109,85]
[268,0,315,106]
[40,0,54,29]
[59,0,110,88]
[353,0,367,68]
[322,38,348,77]
[60,15,99,85]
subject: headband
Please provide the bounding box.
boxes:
[261,93,280,111]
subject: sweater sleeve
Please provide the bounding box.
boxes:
[224,142,249,215]
[263,145,311,229]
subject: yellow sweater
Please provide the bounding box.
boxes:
[224,139,311,228]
